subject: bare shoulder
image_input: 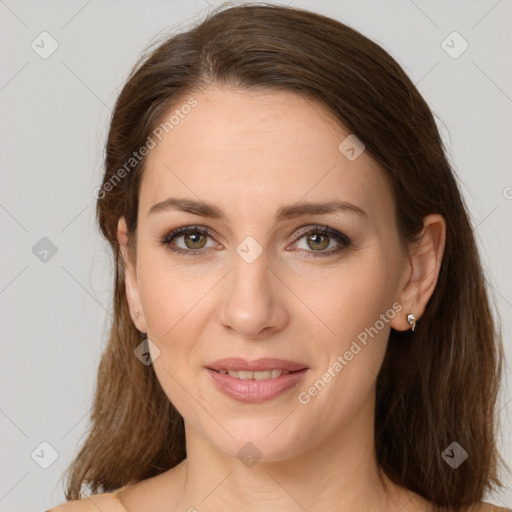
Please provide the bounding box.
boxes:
[48,462,187,512]
[116,462,187,511]
[469,502,512,512]
[46,490,127,512]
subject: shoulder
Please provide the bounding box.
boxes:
[46,489,127,512]
[470,502,512,512]
[45,463,186,512]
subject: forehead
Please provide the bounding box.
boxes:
[139,87,394,226]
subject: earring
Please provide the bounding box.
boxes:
[134,309,140,318]
[407,313,416,332]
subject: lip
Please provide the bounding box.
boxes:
[206,367,309,403]
[205,358,310,404]
[205,357,308,372]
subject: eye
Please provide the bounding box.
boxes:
[160,225,351,258]
[289,226,351,258]
[160,226,218,256]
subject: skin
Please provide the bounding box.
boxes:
[116,86,446,512]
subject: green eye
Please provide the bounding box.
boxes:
[161,225,351,258]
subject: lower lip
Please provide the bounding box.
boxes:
[206,368,309,403]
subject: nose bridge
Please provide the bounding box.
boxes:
[231,237,272,308]
[232,242,270,294]
[220,235,285,336]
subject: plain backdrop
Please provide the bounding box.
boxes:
[0,0,511,510]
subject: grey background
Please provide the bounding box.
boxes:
[0,0,511,510]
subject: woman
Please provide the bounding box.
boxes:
[48,4,510,512]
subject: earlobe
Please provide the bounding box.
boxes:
[117,216,147,333]
[391,213,446,332]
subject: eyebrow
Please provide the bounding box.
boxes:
[148,197,367,222]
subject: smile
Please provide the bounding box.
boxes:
[206,368,309,403]
[215,369,291,379]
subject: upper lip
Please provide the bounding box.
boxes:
[206,357,308,372]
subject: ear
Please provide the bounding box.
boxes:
[117,216,147,333]
[391,213,446,332]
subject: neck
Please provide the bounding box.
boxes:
[169,394,408,511]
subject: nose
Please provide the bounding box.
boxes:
[218,250,289,339]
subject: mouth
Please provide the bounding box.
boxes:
[204,358,310,403]
[208,368,303,380]
[205,357,308,373]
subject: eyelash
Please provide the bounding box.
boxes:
[160,225,351,258]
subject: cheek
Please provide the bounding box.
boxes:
[135,238,399,409]
[295,277,395,428]
[136,263,211,414]
[299,251,399,398]
[137,252,216,340]
[301,254,397,344]
[137,240,398,358]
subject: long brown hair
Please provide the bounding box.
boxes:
[64,4,507,510]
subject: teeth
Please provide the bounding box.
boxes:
[219,369,291,379]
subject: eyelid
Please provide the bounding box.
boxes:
[161,225,218,248]
[161,224,351,256]
[290,225,350,245]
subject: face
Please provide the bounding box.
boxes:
[120,86,413,462]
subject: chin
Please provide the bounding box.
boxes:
[210,426,306,464]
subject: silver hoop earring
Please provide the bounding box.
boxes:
[407,313,416,332]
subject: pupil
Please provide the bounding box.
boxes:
[309,234,328,250]
[187,233,205,248]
